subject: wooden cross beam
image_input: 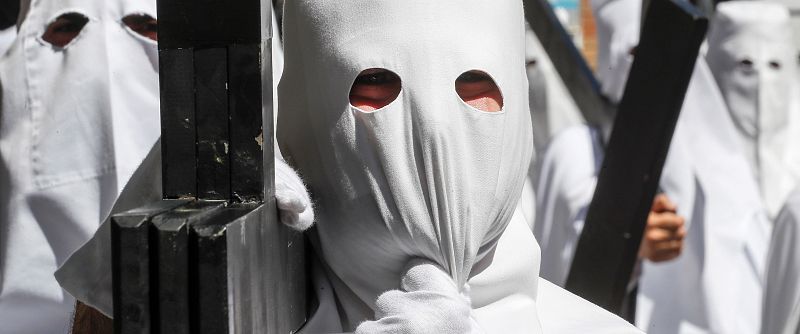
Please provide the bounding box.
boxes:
[564,0,707,314]
[111,0,306,332]
[522,0,616,132]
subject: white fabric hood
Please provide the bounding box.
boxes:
[278,0,533,327]
[591,0,641,103]
[706,1,800,217]
[0,0,159,331]
[278,2,642,333]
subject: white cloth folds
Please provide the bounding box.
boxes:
[0,26,15,56]
[762,189,800,334]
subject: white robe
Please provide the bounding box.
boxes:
[300,208,643,334]
[0,26,15,56]
[762,189,800,334]
[520,25,586,229]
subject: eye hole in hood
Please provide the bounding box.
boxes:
[455,70,503,112]
[42,12,89,48]
[122,14,158,42]
[349,68,402,112]
[739,58,755,71]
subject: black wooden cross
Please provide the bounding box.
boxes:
[522,0,616,134]
[111,0,306,332]
[563,0,707,314]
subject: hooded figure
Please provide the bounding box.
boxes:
[534,0,771,332]
[277,0,640,332]
[0,0,159,331]
[636,3,774,333]
[51,6,316,324]
[706,1,800,218]
[635,58,770,334]
[592,0,640,105]
[519,24,585,228]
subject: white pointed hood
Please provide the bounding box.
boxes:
[278,0,533,327]
[0,0,159,330]
[591,0,641,103]
[706,1,800,217]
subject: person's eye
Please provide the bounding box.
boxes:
[122,14,158,42]
[353,69,400,86]
[739,58,755,70]
[768,60,781,70]
[455,70,503,112]
[349,68,402,112]
[456,70,494,84]
[42,12,89,48]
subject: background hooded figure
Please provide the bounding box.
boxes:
[0,0,159,331]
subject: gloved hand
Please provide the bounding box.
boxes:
[275,157,315,230]
[355,258,483,334]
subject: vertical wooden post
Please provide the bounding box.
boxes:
[564,0,707,314]
[112,0,306,332]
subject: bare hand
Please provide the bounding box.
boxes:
[639,194,686,262]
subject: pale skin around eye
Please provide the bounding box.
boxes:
[349,69,503,112]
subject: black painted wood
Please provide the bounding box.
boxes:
[189,205,254,334]
[114,0,306,332]
[564,0,707,314]
[0,0,18,30]
[522,0,614,129]
[152,201,225,334]
[228,44,265,202]
[159,49,196,199]
[112,200,190,334]
[158,0,262,49]
[194,47,231,200]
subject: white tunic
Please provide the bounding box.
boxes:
[762,189,800,334]
[520,25,586,229]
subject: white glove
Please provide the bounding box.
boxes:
[275,157,315,231]
[355,258,483,334]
